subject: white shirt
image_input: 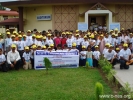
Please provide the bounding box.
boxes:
[73,38,81,45]
[66,38,73,47]
[104,50,116,60]
[23,52,31,61]
[122,36,129,43]
[47,39,54,46]
[93,51,101,60]
[42,41,48,46]
[10,40,18,46]
[110,38,116,46]
[80,51,86,59]
[0,54,6,64]
[120,48,131,60]
[82,40,89,48]
[5,38,12,48]
[7,50,21,64]
[17,41,25,50]
[104,37,111,44]
[103,48,108,55]
[63,49,69,52]
[35,41,42,46]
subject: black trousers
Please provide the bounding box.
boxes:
[93,59,98,67]
[18,50,24,66]
[120,59,129,69]
[108,58,117,66]
[79,59,86,66]
[30,58,34,69]
[8,60,21,70]
[0,62,7,72]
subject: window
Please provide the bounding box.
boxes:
[3,16,8,20]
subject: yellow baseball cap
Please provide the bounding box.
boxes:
[94,31,97,34]
[18,35,22,38]
[84,36,87,38]
[42,46,46,49]
[110,30,113,32]
[76,34,79,36]
[121,28,124,30]
[50,44,54,47]
[23,35,26,37]
[7,32,10,35]
[62,32,66,35]
[47,34,51,36]
[90,34,94,38]
[76,30,79,32]
[32,34,36,37]
[36,35,41,38]
[112,33,115,36]
[69,32,72,35]
[11,35,15,38]
[114,28,118,31]
[27,30,31,33]
[11,44,16,48]
[123,43,128,47]
[32,45,37,49]
[13,31,17,34]
[95,45,99,48]
[25,46,29,50]
[100,34,104,37]
[105,43,110,46]
[48,46,51,49]
[66,32,69,34]
[109,45,113,47]
[72,43,76,46]
[42,36,46,39]
[0,33,1,36]
[88,32,91,35]
[82,46,86,48]
[116,48,120,50]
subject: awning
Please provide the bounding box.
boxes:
[0,18,19,25]
[0,10,19,16]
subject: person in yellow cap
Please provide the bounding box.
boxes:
[26,30,33,45]
[54,32,61,50]
[73,33,82,51]
[66,32,74,48]
[22,46,32,70]
[79,45,87,67]
[119,43,131,69]
[10,35,17,49]
[104,45,117,69]
[93,45,101,67]
[110,33,116,47]
[30,45,37,69]
[47,34,54,46]
[7,44,21,70]
[35,35,42,47]
[42,36,48,46]
[69,43,78,52]
[81,36,89,49]
[50,44,55,51]
[0,48,7,72]
[17,35,25,62]
[62,44,69,52]
[61,32,67,49]
[5,32,12,54]
[115,47,120,63]
[32,34,36,44]
[102,43,110,56]
[42,45,47,51]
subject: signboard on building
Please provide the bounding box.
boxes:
[34,50,79,70]
[78,22,88,31]
[109,23,120,31]
[36,14,51,20]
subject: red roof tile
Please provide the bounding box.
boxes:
[0,10,19,16]
[0,18,19,25]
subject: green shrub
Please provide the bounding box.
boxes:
[43,57,52,74]
[95,82,104,100]
[85,62,90,69]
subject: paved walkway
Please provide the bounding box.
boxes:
[114,64,133,90]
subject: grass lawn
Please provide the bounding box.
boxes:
[0,68,114,100]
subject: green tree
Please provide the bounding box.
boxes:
[43,57,52,74]
[0,3,6,10]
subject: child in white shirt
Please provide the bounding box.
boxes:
[23,46,32,70]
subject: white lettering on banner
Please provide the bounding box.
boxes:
[34,50,79,70]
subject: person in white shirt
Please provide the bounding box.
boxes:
[23,46,32,70]
[119,43,131,69]
[110,33,116,47]
[32,34,36,45]
[93,46,101,67]
[4,32,12,54]
[115,47,120,63]
[82,36,89,49]
[104,33,111,44]
[42,36,48,46]
[104,45,117,68]
[0,48,7,72]
[63,44,69,52]
[102,43,110,56]
[79,46,86,67]
[69,43,79,52]
[47,34,54,46]
[10,35,18,49]
[7,44,21,70]
[73,33,81,51]
[35,36,42,47]
[66,33,73,48]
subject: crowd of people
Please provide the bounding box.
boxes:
[0,28,132,72]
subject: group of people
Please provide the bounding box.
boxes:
[0,28,132,72]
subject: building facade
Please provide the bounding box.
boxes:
[1,0,133,31]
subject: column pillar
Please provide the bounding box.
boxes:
[18,7,24,31]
